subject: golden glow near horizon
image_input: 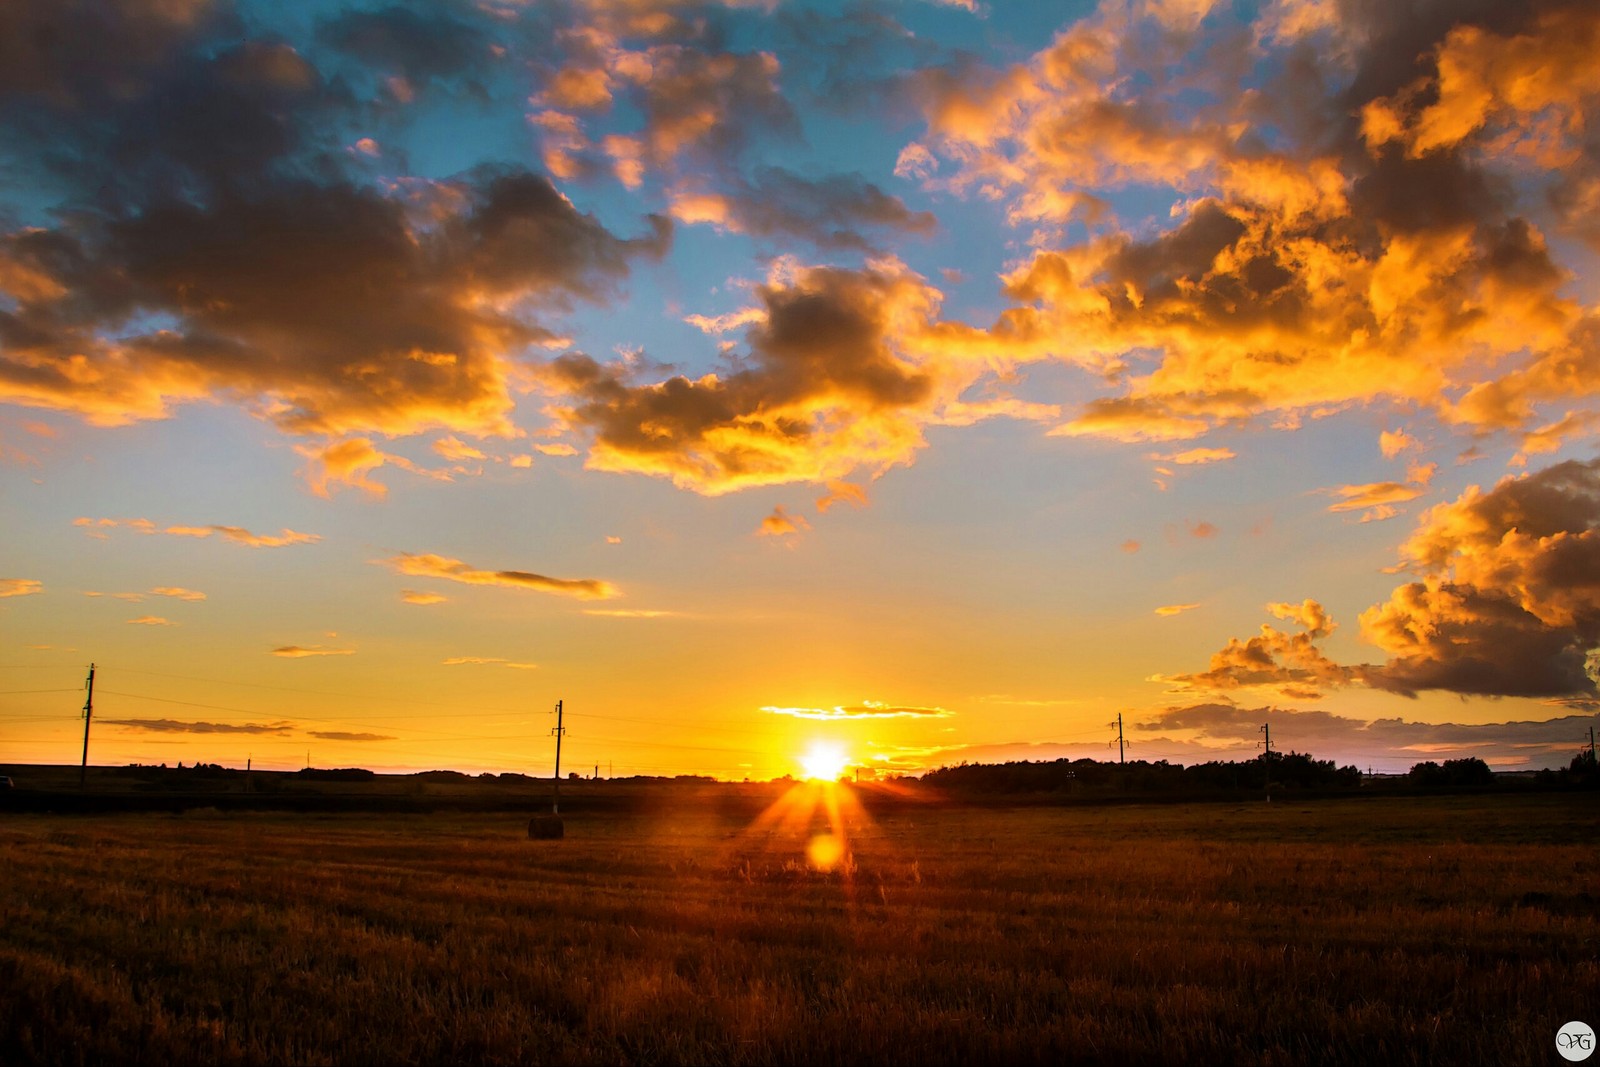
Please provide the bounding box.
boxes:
[5,1,1600,779]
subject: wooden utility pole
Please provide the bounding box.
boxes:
[1261,722,1272,800]
[551,699,565,814]
[79,663,96,789]
[1114,712,1126,765]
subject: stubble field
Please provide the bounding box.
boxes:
[2,790,1596,1065]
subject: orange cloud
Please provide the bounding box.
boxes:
[270,646,355,658]
[149,587,205,601]
[583,609,680,619]
[433,435,486,462]
[127,615,175,626]
[163,525,320,548]
[816,480,869,512]
[1156,447,1235,466]
[544,259,997,495]
[684,307,765,334]
[907,3,1596,449]
[757,506,810,539]
[442,656,539,669]
[0,171,669,439]
[1155,599,1354,700]
[76,517,319,547]
[295,437,450,498]
[1170,459,1600,701]
[1324,462,1436,521]
[385,552,620,599]
[401,589,447,605]
[0,578,42,597]
[1155,603,1200,617]
[1379,429,1419,459]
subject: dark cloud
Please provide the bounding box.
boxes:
[308,730,394,742]
[1137,701,1594,767]
[103,718,295,735]
[629,44,798,166]
[545,260,949,493]
[316,4,494,84]
[674,166,936,252]
[1360,459,1600,697]
[0,170,668,434]
[384,552,620,600]
[0,0,237,105]
[774,3,950,116]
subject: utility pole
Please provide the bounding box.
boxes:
[551,699,565,814]
[1261,722,1272,800]
[79,663,96,789]
[1112,712,1126,765]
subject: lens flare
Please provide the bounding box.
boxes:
[806,832,844,870]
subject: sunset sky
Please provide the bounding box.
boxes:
[5,0,1600,777]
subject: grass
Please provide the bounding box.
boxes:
[1,790,1596,1064]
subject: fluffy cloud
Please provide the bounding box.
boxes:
[1361,458,1600,697]
[910,0,1600,450]
[385,552,620,599]
[1157,598,1355,700]
[0,1,671,444]
[1170,460,1600,700]
[0,171,668,436]
[543,258,990,494]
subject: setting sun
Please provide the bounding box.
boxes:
[798,742,849,782]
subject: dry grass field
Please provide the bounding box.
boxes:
[2,790,1596,1065]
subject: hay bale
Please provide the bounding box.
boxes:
[527,814,564,839]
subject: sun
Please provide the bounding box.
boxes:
[798,741,850,782]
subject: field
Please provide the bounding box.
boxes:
[2,789,1596,1065]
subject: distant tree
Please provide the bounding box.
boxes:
[1569,748,1598,787]
[1408,758,1492,787]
